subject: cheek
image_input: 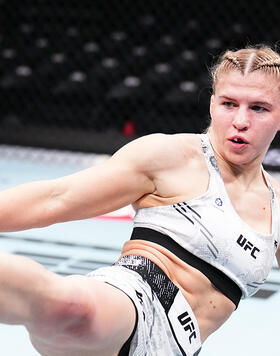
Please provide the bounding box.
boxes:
[211,110,230,130]
[255,122,278,145]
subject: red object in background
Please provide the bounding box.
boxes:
[93,205,135,221]
[95,215,133,221]
[122,120,135,136]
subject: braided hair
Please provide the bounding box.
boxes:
[211,45,280,92]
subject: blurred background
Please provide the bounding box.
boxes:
[0,1,280,355]
[0,0,280,159]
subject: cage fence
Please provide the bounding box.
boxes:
[0,0,280,154]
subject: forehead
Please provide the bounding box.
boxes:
[215,70,280,103]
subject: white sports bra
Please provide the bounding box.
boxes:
[133,134,280,299]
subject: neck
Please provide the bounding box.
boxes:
[207,132,265,188]
[217,151,263,188]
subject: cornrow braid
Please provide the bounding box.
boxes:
[210,45,280,92]
[223,52,244,73]
[253,57,280,76]
[211,52,243,90]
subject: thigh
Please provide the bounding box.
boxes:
[29,273,137,356]
[90,263,186,355]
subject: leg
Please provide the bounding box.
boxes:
[28,275,137,356]
[0,253,136,356]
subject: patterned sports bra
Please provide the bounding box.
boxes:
[132,134,280,302]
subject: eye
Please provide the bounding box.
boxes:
[250,105,267,112]
[222,101,235,108]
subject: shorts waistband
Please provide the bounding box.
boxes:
[115,255,202,356]
[116,255,179,313]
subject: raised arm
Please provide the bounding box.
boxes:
[0,132,197,232]
[0,135,160,232]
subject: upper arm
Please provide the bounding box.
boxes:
[0,136,156,230]
[0,133,195,230]
[49,133,186,223]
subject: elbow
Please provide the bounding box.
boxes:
[44,183,80,226]
[40,188,69,227]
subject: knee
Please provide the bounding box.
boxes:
[28,275,96,343]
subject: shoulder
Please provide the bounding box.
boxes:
[113,133,202,166]
[109,133,204,185]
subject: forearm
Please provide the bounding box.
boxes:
[0,180,59,232]
[0,253,60,325]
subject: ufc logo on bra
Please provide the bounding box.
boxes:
[236,235,260,259]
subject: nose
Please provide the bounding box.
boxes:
[232,108,250,131]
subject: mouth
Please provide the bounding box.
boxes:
[228,136,249,146]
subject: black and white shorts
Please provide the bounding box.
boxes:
[88,255,202,356]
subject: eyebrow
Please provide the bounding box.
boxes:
[218,96,273,109]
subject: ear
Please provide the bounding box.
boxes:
[209,94,215,116]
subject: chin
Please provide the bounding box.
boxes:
[227,153,261,167]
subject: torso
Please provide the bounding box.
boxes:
[121,239,235,342]
[122,133,280,343]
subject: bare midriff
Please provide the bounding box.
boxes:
[120,239,236,343]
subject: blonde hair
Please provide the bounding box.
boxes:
[211,45,280,92]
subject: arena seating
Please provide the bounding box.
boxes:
[0,0,280,153]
